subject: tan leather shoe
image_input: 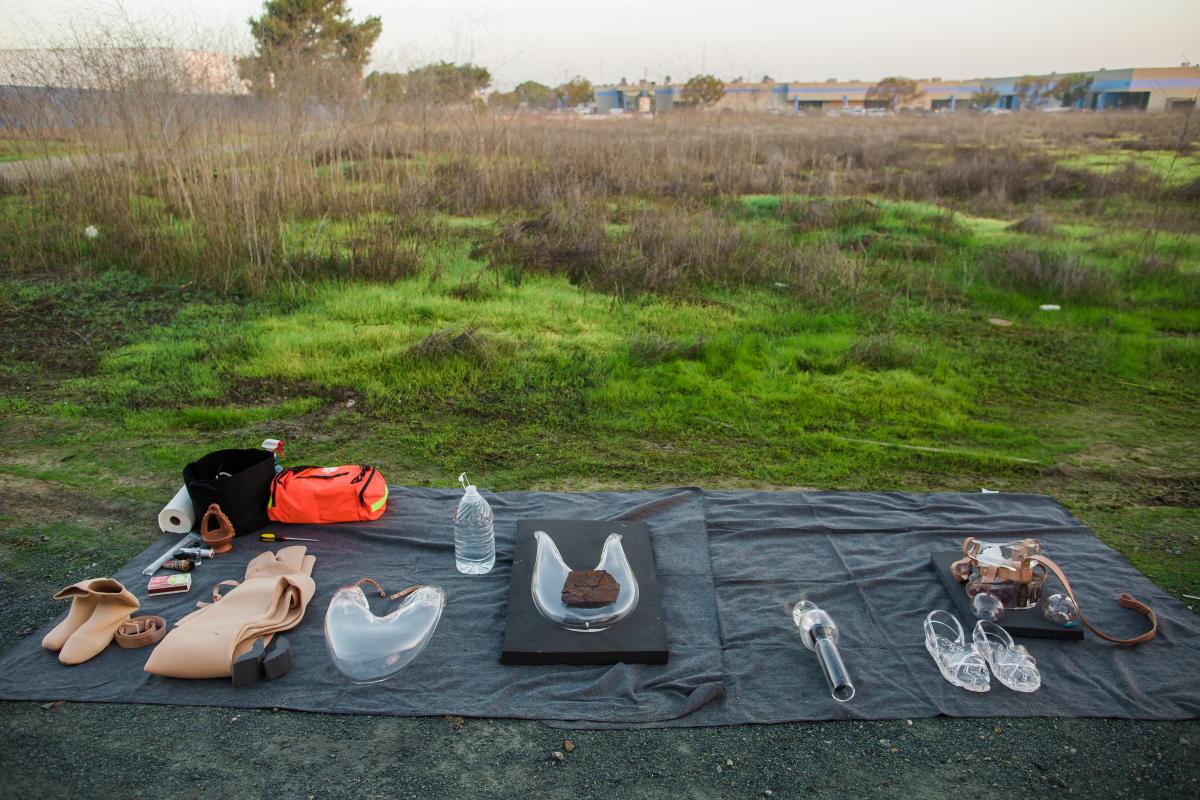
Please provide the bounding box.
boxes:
[52,578,140,665]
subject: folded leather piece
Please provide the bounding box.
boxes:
[143,546,316,679]
[42,578,140,665]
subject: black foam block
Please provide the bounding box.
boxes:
[931,551,1084,641]
[500,520,669,665]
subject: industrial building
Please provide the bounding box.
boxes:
[594,65,1200,114]
[0,48,247,130]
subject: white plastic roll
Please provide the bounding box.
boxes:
[158,485,195,533]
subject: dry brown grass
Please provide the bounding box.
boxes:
[981,247,1119,302]
[1,47,1196,293]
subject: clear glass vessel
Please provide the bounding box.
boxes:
[531,531,639,632]
[793,600,856,702]
[965,572,1044,610]
[971,592,1006,621]
[962,540,1045,610]
[324,579,445,684]
[1042,593,1080,626]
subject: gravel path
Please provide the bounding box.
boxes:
[1,702,1196,798]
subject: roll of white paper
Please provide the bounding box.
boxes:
[158,485,195,533]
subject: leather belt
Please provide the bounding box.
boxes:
[1031,555,1158,645]
[115,615,167,648]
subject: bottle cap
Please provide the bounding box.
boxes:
[459,472,478,495]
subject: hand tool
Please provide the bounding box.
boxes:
[143,533,200,576]
[176,546,216,560]
[259,532,319,543]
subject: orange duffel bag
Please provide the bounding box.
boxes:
[267,464,388,524]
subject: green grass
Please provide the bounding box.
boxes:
[0,138,83,163]
[1057,148,1200,187]
[2,191,1198,602]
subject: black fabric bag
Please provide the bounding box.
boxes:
[182,448,276,535]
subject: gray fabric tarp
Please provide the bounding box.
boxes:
[0,488,1196,727]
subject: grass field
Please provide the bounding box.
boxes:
[0,137,83,163]
[0,107,1197,605]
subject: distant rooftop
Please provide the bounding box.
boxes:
[0,48,247,95]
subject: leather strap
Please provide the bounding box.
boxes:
[115,615,167,648]
[951,537,1042,583]
[355,577,421,602]
[1032,555,1158,645]
[195,579,241,608]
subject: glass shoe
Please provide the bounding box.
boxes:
[972,620,1041,693]
[924,610,991,693]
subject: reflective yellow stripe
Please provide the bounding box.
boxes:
[369,485,388,513]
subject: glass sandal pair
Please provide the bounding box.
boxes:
[924,610,1041,693]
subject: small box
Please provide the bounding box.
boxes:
[148,573,192,595]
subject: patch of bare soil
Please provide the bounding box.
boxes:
[0,274,184,396]
[0,473,145,531]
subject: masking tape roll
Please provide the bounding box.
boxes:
[158,485,195,533]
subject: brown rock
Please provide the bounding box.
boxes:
[561,569,620,607]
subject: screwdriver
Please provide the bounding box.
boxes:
[259,532,320,543]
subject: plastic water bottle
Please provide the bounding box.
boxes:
[453,473,495,574]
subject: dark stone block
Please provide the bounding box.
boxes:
[562,569,620,607]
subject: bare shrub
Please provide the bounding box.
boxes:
[981,247,1117,302]
[477,202,861,299]
[628,334,706,366]
[844,334,916,371]
[777,198,882,232]
[2,31,1196,293]
[447,280,492,301]
[1129,254,1181,282]
[1175,177,1200,204]
[405,325,486,361]
[1007,211,1054,235]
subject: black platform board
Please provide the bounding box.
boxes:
[931,551,1084,641]
[500,520,669,665]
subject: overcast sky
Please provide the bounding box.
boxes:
[0,0,1196,89]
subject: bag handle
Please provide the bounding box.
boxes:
[270,466,319,507]
[356,466,378,507]
[1032,555,1158,645]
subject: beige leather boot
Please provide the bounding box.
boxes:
[42,579,108,651]
[51,579,140,665]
